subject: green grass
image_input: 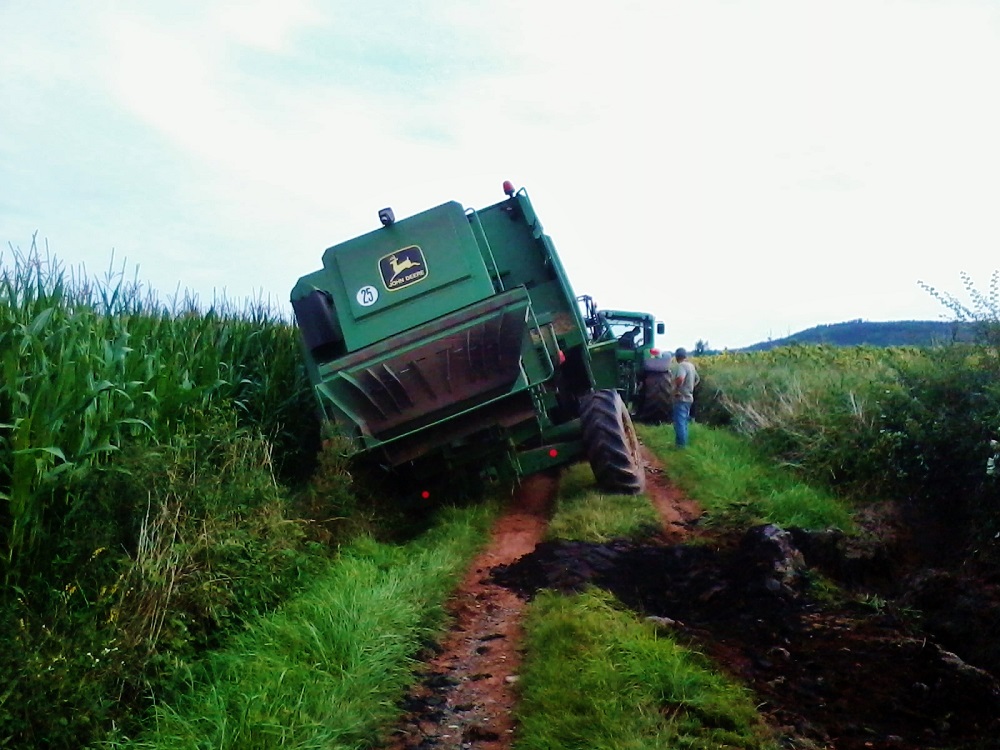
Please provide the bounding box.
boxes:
[514,589,777,750]
[638,423,855,532]
[545,463,661,542]
[101,501,497,750]
[695,347,903,438]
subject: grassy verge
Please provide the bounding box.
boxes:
[515,589,777,750]
[545,463,661,542]
[638,423,855,532]
[101,502,497,750]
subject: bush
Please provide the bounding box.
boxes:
[872,347,1000,543]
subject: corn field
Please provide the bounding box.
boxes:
[0,241,317,584]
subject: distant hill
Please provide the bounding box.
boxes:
[739,319,977,352]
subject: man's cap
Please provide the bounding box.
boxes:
[674,347,687,358]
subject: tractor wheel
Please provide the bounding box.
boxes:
[580,389,646,495]
[638,370,673,424]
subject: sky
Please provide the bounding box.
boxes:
[2,1,999,351]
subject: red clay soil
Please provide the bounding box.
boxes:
[388,470,558,749]
[642,446,702,544]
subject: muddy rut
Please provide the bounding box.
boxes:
[389,470,558,749]
[389,449,699,749]
[390,449,1000,749]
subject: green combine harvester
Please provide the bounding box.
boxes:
[291,182,670,495]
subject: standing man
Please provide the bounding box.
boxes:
[671,347,700,447]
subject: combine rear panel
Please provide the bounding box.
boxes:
[292,186,599,479]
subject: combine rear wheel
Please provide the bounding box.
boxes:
[580,389,646,494]
[638,371,673,424]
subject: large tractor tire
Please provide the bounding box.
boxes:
[580,389,646,495]
[638,370,673,424]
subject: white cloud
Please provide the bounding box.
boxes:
[2,0,999,349]
[213,0,324,53]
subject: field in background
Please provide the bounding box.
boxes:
[695,342,1000,557]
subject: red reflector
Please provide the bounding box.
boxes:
[650,348,660,356]
[503,180,515,197]
[421,490,430,499]
[558,350,566,365]
[549,449,558,458]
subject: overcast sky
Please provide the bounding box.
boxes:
[2,1,998,350]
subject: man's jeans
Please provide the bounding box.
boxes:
[673,401,692,447]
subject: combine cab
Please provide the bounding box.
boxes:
[291,182,649,494]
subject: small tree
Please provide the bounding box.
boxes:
[920,271,1000,368]
[918,270,1000,558]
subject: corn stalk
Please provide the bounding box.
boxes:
[1,239,310,582]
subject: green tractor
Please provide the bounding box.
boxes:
[577,297,674,425]
[291,182,653,495]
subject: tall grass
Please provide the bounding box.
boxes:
[101,503,495,750]
[0,241,322,749]
[693,340,1000,555]
[695,345,921,439]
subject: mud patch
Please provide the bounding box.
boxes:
[491,529,1000,749]
[642,447,703,543]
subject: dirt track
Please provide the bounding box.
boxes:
[391,450,1000,749]
[389,471,558,749]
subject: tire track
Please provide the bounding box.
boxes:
[389,471,558,749]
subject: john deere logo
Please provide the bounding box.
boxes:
[379,246,428,291]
